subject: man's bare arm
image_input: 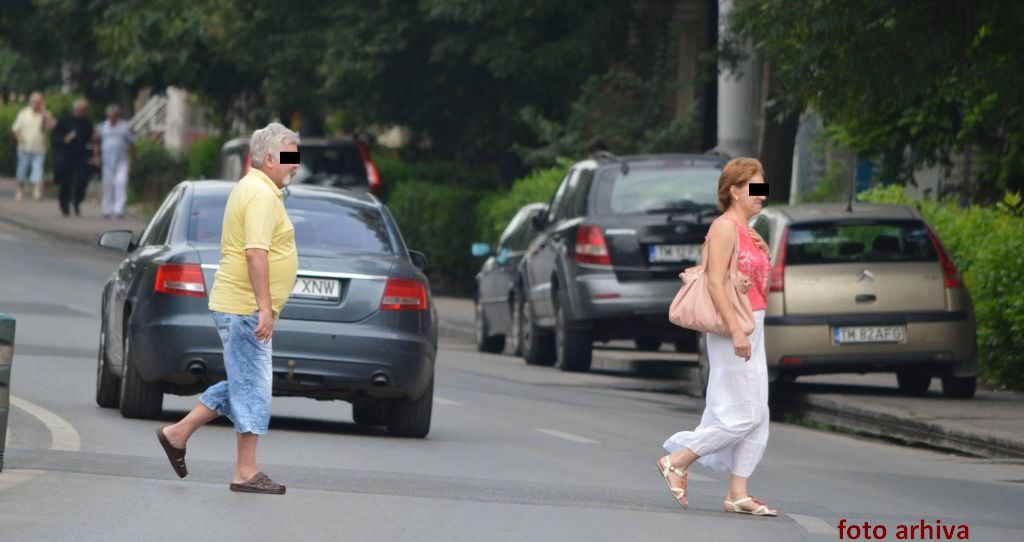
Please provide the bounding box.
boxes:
[246,248,274,340]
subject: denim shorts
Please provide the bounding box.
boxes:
[16,150,45,183]
[200,311,273,435]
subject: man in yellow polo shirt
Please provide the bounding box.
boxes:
[157,122,299,495]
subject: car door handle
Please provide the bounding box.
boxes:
[855,294,876,303]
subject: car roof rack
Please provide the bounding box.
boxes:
[592,151,629,175]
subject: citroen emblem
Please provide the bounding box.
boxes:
[857,269,875,282]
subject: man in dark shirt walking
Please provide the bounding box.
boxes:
[52,98,94,217]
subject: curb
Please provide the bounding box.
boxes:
[0,210,101,247]
[791,395,1024,459]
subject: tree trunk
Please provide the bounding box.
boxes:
[757,61,798,204]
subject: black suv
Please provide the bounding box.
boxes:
[515,154,726,371]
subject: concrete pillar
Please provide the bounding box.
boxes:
[716,0,757,158]
[164,86,190,156]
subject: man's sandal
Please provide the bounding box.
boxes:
[723,495,778,516]
[655,457,688,509]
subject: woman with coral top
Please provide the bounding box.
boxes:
[656,157,778,516]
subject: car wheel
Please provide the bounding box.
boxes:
[941,375,976,399]
[896,371,932,396]
[352,400,389,426]
[509,292,523,357]
[554,294,592,372]
[474,300,505,353]
[387,376,433,438]
[634,336,662,352]
[519,294,555,366]
[118,332,164,419]
[693,333,709,398]
[95,327,120,408]
[674,332,697,353]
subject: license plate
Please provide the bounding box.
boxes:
[833,326,906,344]
[649,244,701,263]
[291,277,340,301]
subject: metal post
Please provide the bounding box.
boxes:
[0,314,15,472]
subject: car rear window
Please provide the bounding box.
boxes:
[785,221,938,264]
[292,144,367,189]
[593,166,722,215]
[189,192,394,255]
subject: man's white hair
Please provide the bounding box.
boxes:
[250,122,300,168]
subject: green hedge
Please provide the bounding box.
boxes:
[386,180,485,295]
[188,134,230,179]
[475,160,569,244]
[859,185,1024,389]
[0,102,19,177]
[130,139,186,207]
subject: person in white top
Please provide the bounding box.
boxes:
[10,92,55,201]
[93,104,135,219]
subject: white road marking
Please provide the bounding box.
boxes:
[789,513,835,535]
[534,428,599,444]
[0,469,47,491]
[433,396,461,406]
[10,395,81,452]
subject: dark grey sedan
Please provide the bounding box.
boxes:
[96,181,437,437]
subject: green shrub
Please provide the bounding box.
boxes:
[130,139,186,207]
[373,150,500,202]
[0,102,19,177]
[475,160,569,244]
[859,185,1024,388]
[188,134,230,179]
[387,180,484,295]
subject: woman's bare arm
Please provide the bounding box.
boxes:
[705,219,744,334]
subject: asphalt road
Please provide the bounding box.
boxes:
[1,220,1022,542]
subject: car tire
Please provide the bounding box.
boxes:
[353,400,389,426]
[674,332,698,353]
[693,333,709,398]
[941,375,976,399]
[519,294,555,366]
[896,371,932,396]
[554,294,592,373]
[95,327,120,408]
[509,292,523,357]
[118,333,163,420]
[387,376,433,438]
[634,336,662,352]
[474,300,505,353]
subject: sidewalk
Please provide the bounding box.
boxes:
[4,176,1023,459]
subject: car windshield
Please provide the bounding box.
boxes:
[291,144,367,189]
[189,192,394,255]
[594,166,721,215]
[786,221,938,264]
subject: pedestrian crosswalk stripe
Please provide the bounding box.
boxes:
[534,428,599,444]
[788,513,835,535]
[434,396,460,406]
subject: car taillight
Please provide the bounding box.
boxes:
[769,228,789,293]
[575,225,611,265]
[380,278,428,311]
[357,142,382,195]
[924,224,962,288]
[154,264,207,297]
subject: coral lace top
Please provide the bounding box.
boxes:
[711,215,771,311]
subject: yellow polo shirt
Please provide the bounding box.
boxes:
[11,107,48,153]
[209,168,298,318]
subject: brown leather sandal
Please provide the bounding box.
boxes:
[156,427,188,478]
[229,472,286,495]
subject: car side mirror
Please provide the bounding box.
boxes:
[471,242,492,257]
[531,213,548,231]
[98,230,135,252]
[495,248,511,265]
[409,250,429,271]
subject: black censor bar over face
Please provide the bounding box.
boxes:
[748,183,769,197]
[279,151,300,164]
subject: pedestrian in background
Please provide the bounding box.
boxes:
[656,157,778,516]
[94,104,134,219]
[11,91,55,201]
[52,98,94,217]
[156,122,300,495]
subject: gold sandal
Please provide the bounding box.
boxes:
[655,457,688,509]
[723,495,778,516]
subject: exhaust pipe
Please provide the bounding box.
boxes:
[371,372,390,388]
[187,360,207,376]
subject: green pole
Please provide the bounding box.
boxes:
[0,314,15,472]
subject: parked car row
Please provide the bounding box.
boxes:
[473,153,978,398]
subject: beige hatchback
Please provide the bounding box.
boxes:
[696,203,978,398]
